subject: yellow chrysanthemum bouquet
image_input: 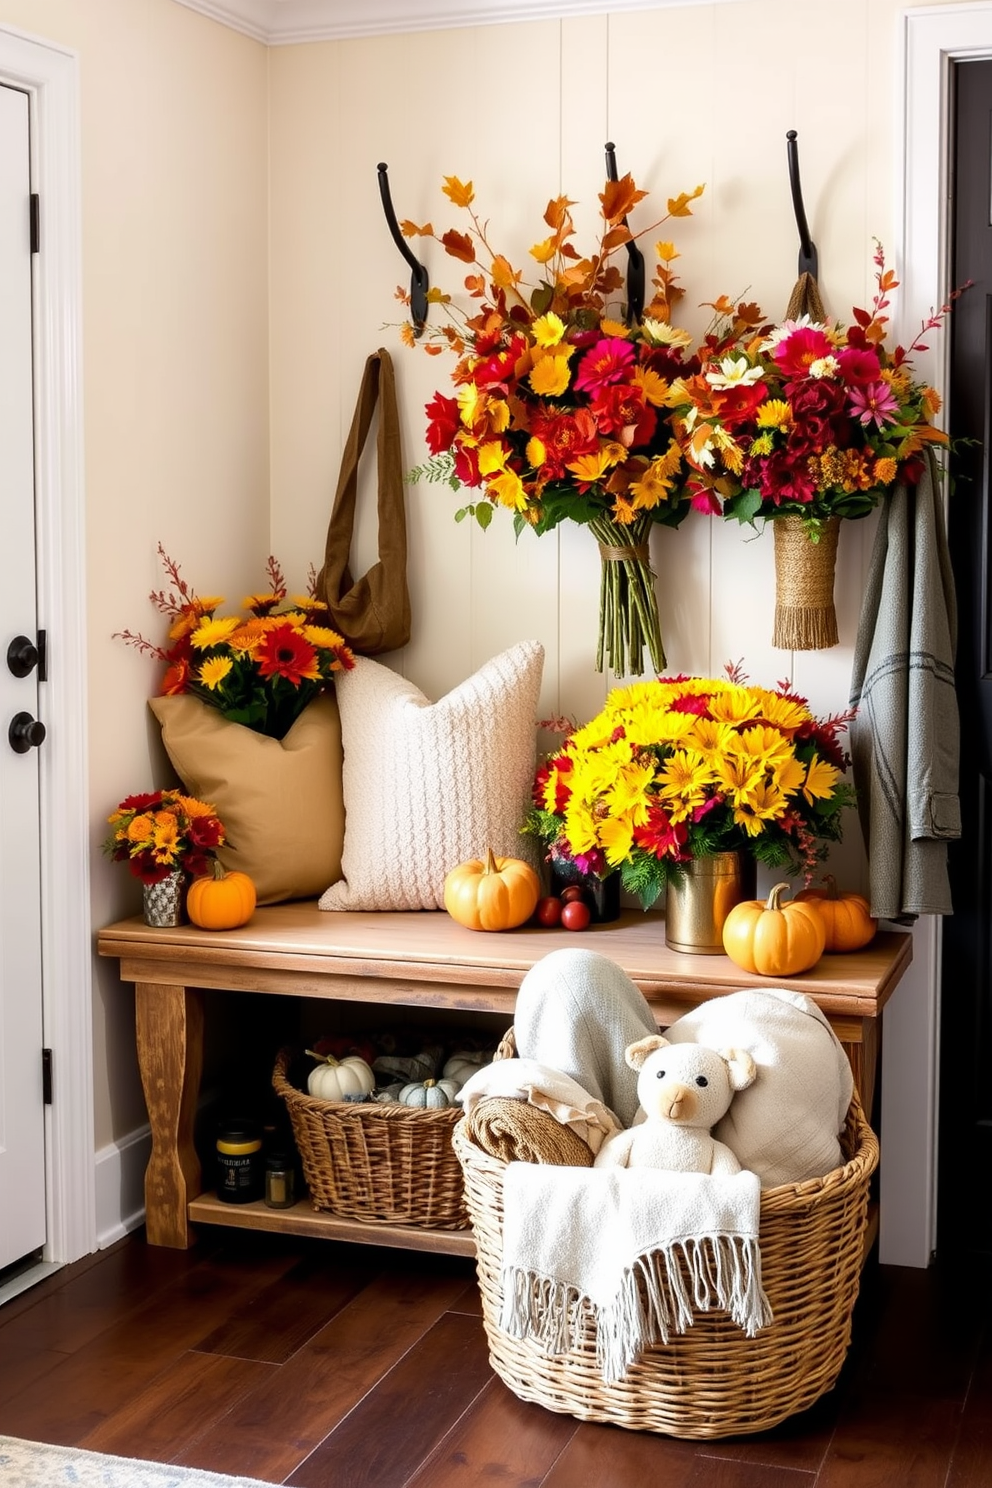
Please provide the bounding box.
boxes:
[524,666,857,908]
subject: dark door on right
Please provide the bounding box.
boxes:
[941,57,992,1257]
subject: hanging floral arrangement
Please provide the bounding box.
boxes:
[402,172,704,676]
[667,247,962,648]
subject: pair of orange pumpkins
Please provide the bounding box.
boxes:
[722,875,876,978]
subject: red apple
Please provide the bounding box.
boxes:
[560,899,591,931]
[534,895,563,927]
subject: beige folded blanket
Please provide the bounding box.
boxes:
[457,1057,621,1155]
[461,1098,594,1167]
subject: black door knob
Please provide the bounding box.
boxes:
[8,712,46,754]
[7,635,39,678]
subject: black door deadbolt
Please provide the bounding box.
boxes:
[7,635,40,678]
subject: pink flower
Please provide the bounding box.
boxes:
[772,326,834,377]
[688,484,723,516]
[848,381,900,428]
[573,336,636,395]
[836,347,882,385]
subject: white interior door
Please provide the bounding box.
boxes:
[0,80,47,1271]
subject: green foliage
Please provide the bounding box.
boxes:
[406,451,461,489]
[454,502,493,530]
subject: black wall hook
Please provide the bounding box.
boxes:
[786,130,818,281]
[377,162,429,337]
[604,142,645,326]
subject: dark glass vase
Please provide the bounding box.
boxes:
[549,860,622,923]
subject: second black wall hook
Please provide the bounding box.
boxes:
[378,162,429,337]
[604,142,645,326]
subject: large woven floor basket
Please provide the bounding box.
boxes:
[452,1094,879,1438]
[273,1048,468,1229]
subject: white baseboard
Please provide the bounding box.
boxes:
[94,1123,151,1249]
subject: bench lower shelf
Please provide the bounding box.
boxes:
[186,1190,876,1264]
[186,1191,478,1256]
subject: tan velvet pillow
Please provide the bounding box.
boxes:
[149,693,344,905]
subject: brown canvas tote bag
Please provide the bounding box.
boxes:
[317,348,412,655]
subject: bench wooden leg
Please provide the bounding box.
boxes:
[841,1016,879,1126]
[135,981,203,1248]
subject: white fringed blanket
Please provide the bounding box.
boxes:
[499,1163,772,1383]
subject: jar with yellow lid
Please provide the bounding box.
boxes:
[215,1119,263,1204]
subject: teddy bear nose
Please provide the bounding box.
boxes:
[660,1082,696,1121]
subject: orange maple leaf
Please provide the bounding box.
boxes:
[601,174,647,225]
[442,176,474,209]
[667,185,705,217]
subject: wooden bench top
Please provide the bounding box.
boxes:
[98,902,911,1023]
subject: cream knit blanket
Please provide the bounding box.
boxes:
[499,1163,771,1383]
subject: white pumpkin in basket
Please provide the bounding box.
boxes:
[398,1078,460,1109]
[442,1050,493,1087]
[306,1050,375,1101]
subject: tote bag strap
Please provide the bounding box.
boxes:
[317,347,411,655]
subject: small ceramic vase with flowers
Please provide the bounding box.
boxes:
[103,790,226,926]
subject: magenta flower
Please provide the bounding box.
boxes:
[848,381,900,428]
[573,336,636,395]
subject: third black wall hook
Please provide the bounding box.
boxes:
[786,130,818,281]
[377,162,429,338]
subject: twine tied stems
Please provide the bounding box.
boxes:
[597,542,651,565]
[588,514,665,677]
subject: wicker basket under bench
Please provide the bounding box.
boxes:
[272,1047,469,1230]
[453,1093,879,1439]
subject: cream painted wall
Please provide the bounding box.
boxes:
[0,0,269,1146]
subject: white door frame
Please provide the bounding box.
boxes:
[882,2,992,1267]
[0,23,94,1266]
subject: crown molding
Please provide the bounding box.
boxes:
[172,0,737,45]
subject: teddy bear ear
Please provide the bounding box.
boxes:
[721,1047,758,1091]
[625,1034,669,1070]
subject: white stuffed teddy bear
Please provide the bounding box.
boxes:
[593,1034,757,1175]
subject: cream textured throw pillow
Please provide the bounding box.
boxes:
[320,640,544,912]
[664,987,855,1188]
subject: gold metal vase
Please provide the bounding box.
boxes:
[664,852,756,954]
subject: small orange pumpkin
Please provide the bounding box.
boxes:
[722,881,825,977]
[443,850,540,932]
[795,874,877,952]
[187,864,257,930]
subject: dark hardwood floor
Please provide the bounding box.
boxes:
[0,1228,989,1487]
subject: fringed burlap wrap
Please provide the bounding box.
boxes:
[772,515,840,651]
[785,271,826,324]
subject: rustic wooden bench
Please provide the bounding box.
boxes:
[97,904,912,1255]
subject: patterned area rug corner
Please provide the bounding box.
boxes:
[0,1436,276,1488]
